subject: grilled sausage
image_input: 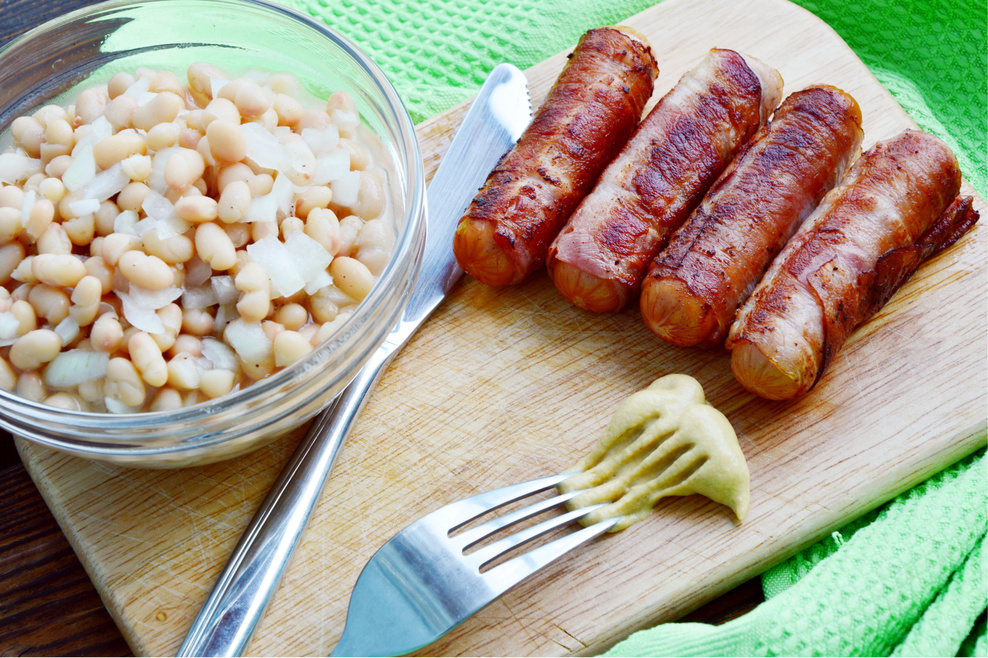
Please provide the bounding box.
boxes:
[453,27,658,286]
[727,130,979,400]
[639,85,864,347]
[546,49,783,313]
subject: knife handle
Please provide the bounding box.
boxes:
[176,341,394,657]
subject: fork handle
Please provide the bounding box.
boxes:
[177,342,393,657]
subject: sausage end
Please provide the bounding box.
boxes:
[640,276,721,347]
[730,341,806,400]
[453,218,522,286]
[548,258,631,313]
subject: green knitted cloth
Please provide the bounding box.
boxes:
[277,0,987,654]
[605,445,987,657]
[280,0,987,197]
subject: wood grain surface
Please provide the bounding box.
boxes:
[13,0,987,655]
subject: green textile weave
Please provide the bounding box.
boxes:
[281,0,987,196]
[604,445,987,657]
[277,0,986,654]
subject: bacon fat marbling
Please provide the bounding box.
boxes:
[453,27,658,286]
[639,85,864,347]
[726,129,979,400]
[546,49,783,313]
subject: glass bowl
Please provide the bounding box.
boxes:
[0,0,426,467]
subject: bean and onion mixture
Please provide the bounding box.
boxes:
[0,64,395,413]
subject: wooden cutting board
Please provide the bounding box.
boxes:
[16,0,987,655]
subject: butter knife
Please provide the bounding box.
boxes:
[177,63,532,657]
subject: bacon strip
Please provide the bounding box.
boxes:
[453,27,658,286]
[546,49,783,313]
[639,85,864,347]
[726,130,979,400]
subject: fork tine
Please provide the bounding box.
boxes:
[420,472,572,533]
[452,488,586,550]
[482,515,620,598]
[465,501,607,568]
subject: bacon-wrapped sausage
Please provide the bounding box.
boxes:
[453,27,658,286]
[727,130,979,400]
[546,49,783,313]
[639,85,864,347]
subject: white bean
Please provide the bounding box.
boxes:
[273,330,312,367]
[195,222,237,270]
[10,329,62,370]
[206,120,247,163]
[234,262,270,322]
[117,250,175,290]
[28,285,70,324]
[31,253,86,288]
[164,148,206,191]
[69,275,102,326]
[132,91,183,131]
[330,257,374,301]
[128,331,168,386]
[199,369,236,399]
[91,313,123,353]
[0,356,16,391]
[0,243,26,284]
[104,357,145,408]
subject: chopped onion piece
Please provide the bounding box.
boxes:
[246,235,303,297]
[184,256,212,288]
[182,284,218,310]
[201,337,239,371]
[301,125,340,156]
[147,147,179,194]
[282,140,315,185]
[61,145,97,191]
[68,198,101,216]
[270,172,296,218]
[119,285,183,333]
[19,190,36,227]
[54,317,80,346]
[213,303,238,332]
[138,192,189,238]
[82,163,129,202]
[224,319,271,365]
[142,190,178,221]
[123,284,183,309]
[330,170,360,209]
[304,269,332,295]
[331,108,360,133]
[124,76,154,105]
[120,301,163,333]
[312,149,350,185]
[245,192,278,224]
[211,276,238,305]
[44,350,108,388]
[210,76,230,100]
[0,153,42,185]
[285,231,332,286]
[242,123,286,170]
[113,209,140,235]
[0,311,19,341]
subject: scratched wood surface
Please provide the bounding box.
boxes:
[16,0,987,655]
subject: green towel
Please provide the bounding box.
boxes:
[605,445,987,657]
[280,0,987,197]
[277,0,987,654]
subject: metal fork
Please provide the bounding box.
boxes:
[330,473,619,656]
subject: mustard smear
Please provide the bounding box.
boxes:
[558,374,749,532]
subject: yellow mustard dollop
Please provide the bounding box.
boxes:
[558,374,749,532]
